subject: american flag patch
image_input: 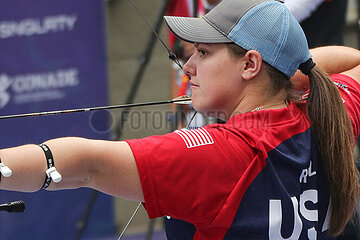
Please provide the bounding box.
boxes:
[175,128,214,148]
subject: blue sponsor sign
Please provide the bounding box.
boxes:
[0,0,114,239]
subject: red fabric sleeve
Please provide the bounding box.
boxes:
[331,74,360,139]
[125,126,258,228]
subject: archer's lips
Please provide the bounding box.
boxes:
[190,81,199,88]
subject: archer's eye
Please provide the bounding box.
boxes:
[198,49,207,57]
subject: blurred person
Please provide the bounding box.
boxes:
[285,0,349,48]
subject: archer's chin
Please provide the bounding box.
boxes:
[194,105,228,121]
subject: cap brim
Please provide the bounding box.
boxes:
[164,16,232,43]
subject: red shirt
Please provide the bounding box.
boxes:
[126,74,360,239]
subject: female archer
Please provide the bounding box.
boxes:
[0,0,359,239]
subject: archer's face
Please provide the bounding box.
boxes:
[183,43,244,120]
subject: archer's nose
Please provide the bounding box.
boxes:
[183,54,196,79]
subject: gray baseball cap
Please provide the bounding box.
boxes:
[164,0,312,78]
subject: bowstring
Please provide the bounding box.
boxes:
[128,0,197,127]
[117,1,197,239]
[185,111,197,129]
[127,0,198,130]
[128,0,185,72]
[117,202,142,240]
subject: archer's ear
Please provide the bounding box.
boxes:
[241,50,263,81]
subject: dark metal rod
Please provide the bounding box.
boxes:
[73,191,99,240]
[193,0,198,17]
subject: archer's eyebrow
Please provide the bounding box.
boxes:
[194,43,210,48]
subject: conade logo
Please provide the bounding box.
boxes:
[0,68,80,109]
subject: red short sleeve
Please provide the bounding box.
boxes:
[125,126,258,228]
[331,74,360,139]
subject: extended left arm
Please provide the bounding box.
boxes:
[0,137,144,201]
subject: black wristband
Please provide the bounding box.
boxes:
[39,144,62,189]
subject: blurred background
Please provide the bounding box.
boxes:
[0,0,359,239]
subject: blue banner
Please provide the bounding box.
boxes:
[0,0,114,239]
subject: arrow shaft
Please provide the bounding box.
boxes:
[0,98,191,120]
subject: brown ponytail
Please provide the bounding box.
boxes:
[307,66,360,236]
[226,43,360,235]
